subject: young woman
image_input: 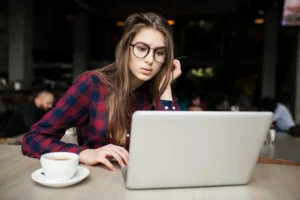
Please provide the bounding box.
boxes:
[21,12,182,171]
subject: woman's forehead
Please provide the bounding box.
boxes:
[131,28,165,48]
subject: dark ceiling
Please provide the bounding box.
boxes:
[87,0,243,17]
[60,0,280,18]
[0,0,281,21]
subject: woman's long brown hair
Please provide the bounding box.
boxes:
[94,12,175,146]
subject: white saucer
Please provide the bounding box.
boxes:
[31,166,90,187]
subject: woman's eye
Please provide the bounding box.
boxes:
[156,51,165,56]
[137,46,148,52]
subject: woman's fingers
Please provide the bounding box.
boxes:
[114,146,129,164]
[100,157,115,171]
[81,144,130,170]
[105,149,126,168]
[107,144,129,164]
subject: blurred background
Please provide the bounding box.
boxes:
[0,0,299,129]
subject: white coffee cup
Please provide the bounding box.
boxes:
[269,129,276,143]
[40,152,79,181]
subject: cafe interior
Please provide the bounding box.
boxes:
[0,0,300,199]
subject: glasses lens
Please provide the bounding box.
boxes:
[155,49,166,63]
[133,44,149,58]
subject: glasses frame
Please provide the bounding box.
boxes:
[129,43,166,63]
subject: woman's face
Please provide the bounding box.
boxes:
[129,28,166,88]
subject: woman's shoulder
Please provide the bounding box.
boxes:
[72,71,111,100]
[76,71,109,86]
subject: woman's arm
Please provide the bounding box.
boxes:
[156,59,181,111]
[21,73,93,158]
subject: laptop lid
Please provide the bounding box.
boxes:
[125,111,273,189]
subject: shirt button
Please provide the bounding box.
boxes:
[172,106,176,110]
[164,106,169,110]
[127,134,130,137]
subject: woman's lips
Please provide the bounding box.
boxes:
[141,68,152,75]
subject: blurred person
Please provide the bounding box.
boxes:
[0,90,55,139]
[188,92,208,111]
[22,12,182,171]
[217,94,230,111]
[261,96,295,133]
[235,72,257,111]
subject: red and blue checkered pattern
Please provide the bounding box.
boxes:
[21,72,180,158]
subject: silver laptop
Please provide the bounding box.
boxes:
[123,111,273,189]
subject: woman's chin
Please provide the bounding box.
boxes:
[136,74,152,82]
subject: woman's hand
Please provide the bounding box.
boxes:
[79,144,129,171]
[171,59,182,84]
[159,59,182,100]
[160,59,182,88]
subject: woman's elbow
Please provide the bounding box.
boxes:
[21,131,37,158]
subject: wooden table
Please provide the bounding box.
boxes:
[1,145,300,200]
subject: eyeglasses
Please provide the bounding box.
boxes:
[130,43,166,63]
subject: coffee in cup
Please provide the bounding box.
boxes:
[40,152,79,181]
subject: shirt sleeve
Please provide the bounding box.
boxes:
[21,73,93,159]
[273,105,281,122]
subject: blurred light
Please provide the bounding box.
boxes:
[190,67,214,78]
[188,21,196,27]
[168,20,175,25]
[116,21,125,26]
[199,20,206,26]
[258,10,265,15]
[254,18,265,24]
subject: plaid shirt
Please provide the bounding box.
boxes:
[21,72,180,158]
